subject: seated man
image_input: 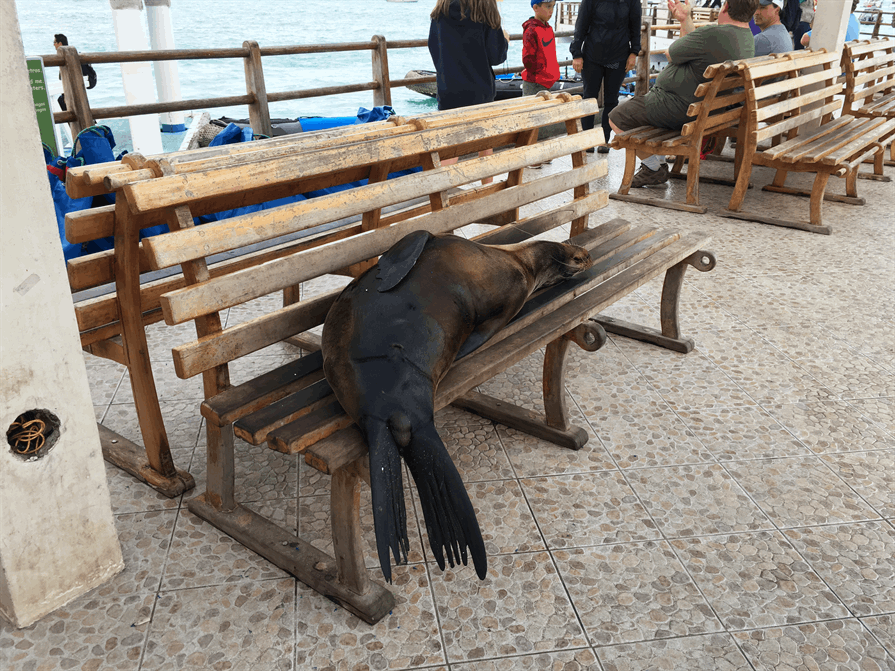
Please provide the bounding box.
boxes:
[608,0,758,187]
[753,0,794,57]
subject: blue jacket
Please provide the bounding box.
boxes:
[570,0,642,66]
[428,0,509,110]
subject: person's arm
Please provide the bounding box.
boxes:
[667,23,704,64]
[484,23,509,66]
[668,0,695,39]
[627,0,642,71]
[522,28,538,74]
[570,0,593,71]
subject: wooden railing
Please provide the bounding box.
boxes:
[858,9,895,39]
[41,31,628,140]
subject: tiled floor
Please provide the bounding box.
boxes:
[3,146,894,671]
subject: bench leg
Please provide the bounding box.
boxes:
[188,426,396,624]
[593,250,716,354]
[544,322,607,433]
[618,148,637,195]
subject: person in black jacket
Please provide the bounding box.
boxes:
[570,0,641,153]
[53,33,97,111]
[428,0,509,111]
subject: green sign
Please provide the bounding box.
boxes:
[27,57,58,157]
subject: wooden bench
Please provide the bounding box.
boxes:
[723,49,895,234]
[608,54,775,213]
[842,38,895,166]
[63,95,583,496]
[105,95,715,623]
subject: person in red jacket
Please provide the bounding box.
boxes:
[521,1,560,96]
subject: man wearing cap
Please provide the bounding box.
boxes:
[753,0,793,56]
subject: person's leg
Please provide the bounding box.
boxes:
[608,95,671,186]
[580,60,606,145]
[600,66,628,149]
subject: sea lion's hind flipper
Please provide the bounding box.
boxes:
[365,420,410,583]
[402,424,488,580]
[376,230,432,292]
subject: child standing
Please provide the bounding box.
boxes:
[521,1,560,97]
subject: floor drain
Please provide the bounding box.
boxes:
[6,409,60,459]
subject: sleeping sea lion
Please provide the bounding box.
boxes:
[321,231,592,582]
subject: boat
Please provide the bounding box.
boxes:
[405,70,584,101]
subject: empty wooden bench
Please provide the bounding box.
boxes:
[723,49,895,234]
[63,94,583,496]
[112,97,714,624]
[842,38,895,165]
[609,54,777,213]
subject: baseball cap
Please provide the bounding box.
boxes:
[759,0,784,8]
[531,0,555,6]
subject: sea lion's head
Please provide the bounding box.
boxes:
[523,240,592,291]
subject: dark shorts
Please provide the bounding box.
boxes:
[608,95,651,131]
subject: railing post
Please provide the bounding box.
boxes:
[873,11,882,38]
[243,40,272,137]
[58,46,94,137]
[371,35,391,107]
[636,21,651,96]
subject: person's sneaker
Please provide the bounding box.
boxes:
[630,162,669,187]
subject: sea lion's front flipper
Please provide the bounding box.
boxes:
[365,420,410,583]
[401,423,488,580]
[376,230,432,292]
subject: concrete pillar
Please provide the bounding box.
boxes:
[145,0,186,133]
[809,0,852,53]
[1,4,123,629]
[109,0,164,154]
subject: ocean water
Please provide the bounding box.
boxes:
[13,0,561,123]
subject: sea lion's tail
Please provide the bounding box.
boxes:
[401,422,488,581]
[366,418,410,584]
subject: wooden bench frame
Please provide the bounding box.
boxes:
[722,49,895,234]
[842,38,895,166]
[608,54,776,214]
[64,95,583,497]
[93,95,714,623]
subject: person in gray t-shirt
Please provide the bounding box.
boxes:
[753,0,793,56]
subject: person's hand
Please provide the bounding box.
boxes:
[502,28,510,41]
[572,57,583,73]
[667,0,692,23]
[625,53,637,71]
[801,32,810,46]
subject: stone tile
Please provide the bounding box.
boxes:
[84,354,127,406]
[783,522,895,616]
[226,351,302,386]
[141,579,295,671]
[433,552,587,661]
[112,359,205,405]
[162,508,290,590]
[586,400,715,469]
[295,563,444,670]
[675,405,811,461]
[725,456,882,527]
[796,356,894,400]
[476,351,546,415]
[0,593,154,671]
[522,472,660,548]
[765,401,895,455]
[188,437,297,504]
[443,420,514,483]
[638,354,758,411]
[465,479,544,555]
[299,458,333,498]
[451,648,601,670]
[497,420,616,478]
[596,633,752,671]
[104,461,181,515]
[672,531,849,630]
[93,510,176,598]
[723,359,838,405]
[627,464,773,538]
[849,397,895,435]
[567,340,668,412]
[822,450,895,518]
[860,614,895,659]
[734,619,893,671]
[555,541,722,646]
[101,400,203,453]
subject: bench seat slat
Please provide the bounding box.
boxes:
[302,231,709,473]
[777,117,888,163]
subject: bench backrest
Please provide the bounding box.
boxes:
[725,49,844,148]
[65,95,592,347]
[108,95,604,401]
[842,38,895,116]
